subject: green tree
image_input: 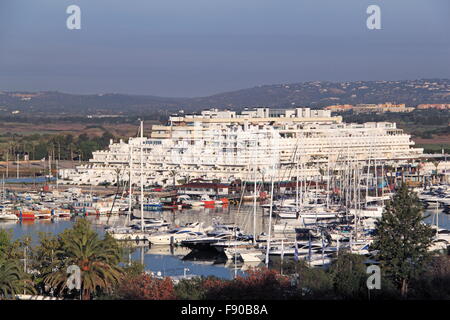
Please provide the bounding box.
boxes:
[43,219,124,300]
[0,230,32,262]
[329,252,368,299]
[0,260,36,299]
[372,184,434,298]
[122,261,145,278]
[0,231,35,299]
[30,232,60,292]
[0,230,13,258]
[409,255,450,299]
[175,277,208,300]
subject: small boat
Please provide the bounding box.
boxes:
[0,209,19,221]
[107,228,151,242]
[223,247,241,260]
[52,209,72,218]
[349,206,384,218]
[212,240,254,252]
[429,239,448,252]
[143,198,163,211]
[130,218,170,231]
[239,249,265,262]
[180,224,243,251]
[15,209,36,221]
[432,227,450,243]
[36,209,52,219]
[200,194,215,206]
[147,223,205,245]
[276,210,298,219]
[269,243,322,256]
[181,232,236,250]
[177,195,204,207]
[308,255,333,267]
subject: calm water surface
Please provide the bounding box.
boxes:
[1,205,447,279]
[0,205,271,279]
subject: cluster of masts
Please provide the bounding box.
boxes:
[101,127,450,269]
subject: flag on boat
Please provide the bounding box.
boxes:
[294,237,299,262]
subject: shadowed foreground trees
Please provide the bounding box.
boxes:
[0,230,35,299]
[115,273,176,300]
[0,260,36,299]
[41,219,124,300]
[201,268,292,300]
[372,184,434,297]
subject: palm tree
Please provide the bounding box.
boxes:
[432,160,440,184]
[43,220,123,300]
[0,260,36,299]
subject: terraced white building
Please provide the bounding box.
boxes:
[59,108,423,186]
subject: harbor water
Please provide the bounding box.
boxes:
[0,204,447,279]
[0,205,272,280]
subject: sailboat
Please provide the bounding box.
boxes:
[106,121,152,242]
[0,177,17,221]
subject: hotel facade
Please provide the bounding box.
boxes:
[60,108,423,186]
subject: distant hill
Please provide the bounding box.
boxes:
[1,79,449,117]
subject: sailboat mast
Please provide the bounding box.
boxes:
[326,156,330,209]
[295,160,299,211]
[374,158,378,198]
[366,155,370,207]
[353,163,358,241]
[128,142,133,224]
[2,174,4,202]
[381,162,384,201]
[300,159,304,210]
[265,174,275,266]
[436,199,439,233]
[252,132,258,244]
[140,121,144,232]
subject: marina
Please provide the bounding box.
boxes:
[1,0,449,305]
[1,108,449,282]
[1,181,449,279]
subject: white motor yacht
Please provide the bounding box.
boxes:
[147,222,205,245]
[0,210,19,221]
[349,206,384,218]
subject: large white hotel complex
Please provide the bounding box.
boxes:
[60,108,424,186]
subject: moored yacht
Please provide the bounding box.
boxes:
[0,208,19,221]
[147,222,205,245]
[238,248,266,262]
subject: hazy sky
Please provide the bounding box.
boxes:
[0,0,449,97]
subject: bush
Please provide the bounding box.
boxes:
[175,277,208,300]
[201,267,292,300]
[116,273,176,300]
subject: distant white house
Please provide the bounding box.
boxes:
[176,183,230,196]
